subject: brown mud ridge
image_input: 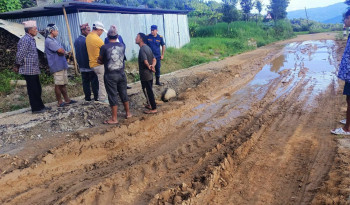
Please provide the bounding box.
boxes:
[0,33,349,204]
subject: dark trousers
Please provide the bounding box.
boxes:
[155,58,161,78]
[141,80,156,110]
[23,75,45,112]
[104,73,129,106]
[81,71,99,101]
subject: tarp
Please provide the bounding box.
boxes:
[0,19,45,52]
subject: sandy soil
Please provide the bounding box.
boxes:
[0,32,349,205]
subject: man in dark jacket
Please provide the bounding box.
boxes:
[74,23,98,101]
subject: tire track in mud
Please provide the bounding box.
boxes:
[0,35,340,205]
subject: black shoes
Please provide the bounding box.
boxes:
[32,106,51,114]
[155,77,164,86]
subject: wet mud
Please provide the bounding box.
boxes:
[0,33,347,205]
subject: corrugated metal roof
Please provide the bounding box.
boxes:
[0,1,190,19]
[0,19,45,52]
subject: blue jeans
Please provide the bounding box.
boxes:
[155,58,161,78]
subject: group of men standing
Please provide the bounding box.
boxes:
[14,20,166,124]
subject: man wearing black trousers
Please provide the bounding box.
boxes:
[14,20,50,114]
[136,33,157,114]
[74,23,99,101]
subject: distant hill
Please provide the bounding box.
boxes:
[287,2,347,24]
[322,15,343,24]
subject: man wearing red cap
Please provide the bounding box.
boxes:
[74,23,98,102]
[14,20,50,114]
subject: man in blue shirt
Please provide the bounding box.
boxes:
[146,25,166,86]
[45,24,76,107]
[14,20,50,114]
[74,23,99,101]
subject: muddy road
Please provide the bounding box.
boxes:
[0,33,348,204]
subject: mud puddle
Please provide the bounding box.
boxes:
[181,40,337,132]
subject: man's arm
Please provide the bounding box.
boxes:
[48,40,65,56]
[150,57,156,72]
[14,39,30,72]
[97,46,105,65]
[161,45,166,60]
[57,48,65,56]
[160,37,166,60]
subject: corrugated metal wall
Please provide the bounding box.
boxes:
[8,12,190,59]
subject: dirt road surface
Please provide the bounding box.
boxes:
[1,33,349,205]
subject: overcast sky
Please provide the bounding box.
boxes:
[231,0,346,14]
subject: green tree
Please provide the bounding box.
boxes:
[20,0,35,9]
[0,0,21,12]
[222,0,237,5]
[269,0,289,20]
[255,0,263,15]
[222,3,240,23]
[240,0,254,21]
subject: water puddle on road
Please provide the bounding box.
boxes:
[180,40,338,131]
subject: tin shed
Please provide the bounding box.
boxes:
[0,2,191,60]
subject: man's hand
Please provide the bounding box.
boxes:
[160,55,164,60]
[13,65,19,73]
[150,65,156,73]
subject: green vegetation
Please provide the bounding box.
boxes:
[0,0,21,12]
[290,18,342,34]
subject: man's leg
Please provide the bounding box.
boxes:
[93,65,107,101]
[345,95,350,131]
[118,74,132,118]
[110,105,118,123]
[145,80,157,110]
[24,75,45,112]
[155,59,163,86]
[90,72,99,101]
[81,72,92,101]
[59,85,70,103]
[55,85,63,105]
[104,74,119,124]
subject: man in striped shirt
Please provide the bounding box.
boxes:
[14,20,50,114]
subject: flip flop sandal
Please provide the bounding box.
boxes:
[103,120,119,125]
[58,102,66,107]
[340,119,346,125]
[144,110,157,114]
[144,105,152,110]
[331,127,350,135]
[67,100,77,105]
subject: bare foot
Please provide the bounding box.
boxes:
[126,114,133,119]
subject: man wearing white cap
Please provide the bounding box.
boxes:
[86,21,108,104]
[14,20,50,114]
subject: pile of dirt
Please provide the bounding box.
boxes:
[0,28,49,72]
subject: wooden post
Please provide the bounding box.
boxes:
[62,5,79,76]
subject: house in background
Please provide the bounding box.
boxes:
[0,1,190,60]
